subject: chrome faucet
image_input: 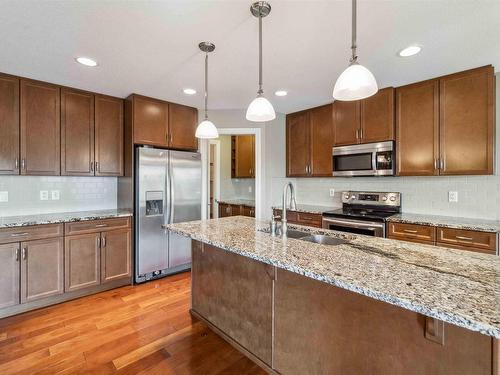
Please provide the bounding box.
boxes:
[281,182,297,237]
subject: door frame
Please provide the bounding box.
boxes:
[208,140,221,218]
[201,127,262,219]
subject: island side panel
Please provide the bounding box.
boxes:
[274,268,494,375]
[191,240,274,366]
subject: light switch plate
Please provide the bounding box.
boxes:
[51,190,60,200]
[448,191,458,202]
[248,186,253,193]
[40,190,49,200]
[0,191,8,202]
[329,188,335,197]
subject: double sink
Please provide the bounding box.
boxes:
[267,228,347,246]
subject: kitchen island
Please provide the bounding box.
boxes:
[166,216,499,375]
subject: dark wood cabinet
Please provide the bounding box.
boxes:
[396,79,440,176]
[168,103,198,151]
[132,95,169,146]
[232,135,255,178]
[310,104,334,176]
[286,110,310,177]
[95,95,124,176]
[439,66,494,175]
[20,79,60,175]
[0,243,20,309]
[65,233,101,292]
[333,100,360,146]
[101,228,131,283]
[0,74,19,175]
[61,88,95,176]
[242,206,255,217]
[218,203,254,218]
[20,237,64,303]
[272,209,322,228]
[219,203,232,218]
[361,87,395,143]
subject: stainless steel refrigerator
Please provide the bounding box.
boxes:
[135,147,201,283]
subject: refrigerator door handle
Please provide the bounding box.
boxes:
[169,154,175,224]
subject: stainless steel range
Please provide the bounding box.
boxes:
[322,191,401,237]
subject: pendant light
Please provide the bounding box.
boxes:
[195,42,219,139]
[333,0,378,101]
[246,1,276,122]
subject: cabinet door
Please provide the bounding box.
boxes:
[361,87,395,143]
[233,135,255,178]
[95,95,124,176]
[439,66,494,175]
[21,237,64,303]
[286,111,310,177]
[191,241,273,366]
[20,79,61,175]
[61,88,94,176]
[219,204,231,218]
[168,103,198,151]
[333,100,360,146]
[242,206,255,217]
[101,229,131,283]
[0,243,20,309]
[65,233,101,292]
[132,95,169,146]
[0,74,20,175]
[396,80,439,176]
[310,104,334,176]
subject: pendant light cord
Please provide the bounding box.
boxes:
[204,52,208,120]
[350,0,358,64]
[258,4,263,95]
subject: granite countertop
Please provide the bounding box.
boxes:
[272,203,339,214]
[387,213,500,233]
[217,199,255,207]
[166,216,500,338]
[0,209,133,228]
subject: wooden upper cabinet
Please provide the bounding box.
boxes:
[286,111,310,177]
[95,95,124,176]
[310,104,334,176]
[232,135,255,178]
[361,87,395,143]
[132,95,169,146]
[61,88,95,176]
[168,103,198,151]
[0,74,20,175]
[20,79,60,175]
[396,79,440,176]
[333,100,360,146]
[439,66,494,175]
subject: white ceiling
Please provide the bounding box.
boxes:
[0,0,499,114]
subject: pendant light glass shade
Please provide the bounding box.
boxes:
[332,62,378,101]
[195,119,218,139]
[246,95,276,122]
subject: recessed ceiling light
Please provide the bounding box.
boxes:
[183,88,197,95]
[398,45,422,57]
[275,90,287,97]
[75,57,98,67]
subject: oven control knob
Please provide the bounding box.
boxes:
[343,194,350,200]
[382,196,388,201]
[390,196,396,202]
[351,195,356,200]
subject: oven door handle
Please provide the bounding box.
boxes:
[322,217,385,230]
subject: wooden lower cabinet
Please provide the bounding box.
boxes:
[218,203,255,218]
[101,228,131,283]
[65,233,101,292]
[0,242,20,308]
[272,209,322,228]
[387,222,436,244]
[21,237,64,303]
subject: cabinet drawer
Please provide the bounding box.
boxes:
[0,224,63,245]
[296,212,322,228]
[388,222,436,243]
[436,227,496,253]
[64,217,131,235]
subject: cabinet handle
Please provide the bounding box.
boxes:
[95,224,108,228]
[90,161,94,172]
[15,158,18,169]
[97,236,101,248]
[21,247,27,260]
[15,247,20,261]
[359,128,363,139]
[356,129,359,139]
[95,161,99,172]
[102,236,106,247]
[403,229,418,234]
[434,159,438,170]
[456,236,473,241]
[21,159,25,170]
[10,232,29,237]
[439,159,444,170]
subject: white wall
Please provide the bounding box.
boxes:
[0,176,117,216]
[218,135,255,201]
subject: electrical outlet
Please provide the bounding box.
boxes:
[0,191,8,202]
[40,190,49,200]
[329,188,335,197]
[248,186,253,193]
[51,190,60,200]
[448,191,458,203]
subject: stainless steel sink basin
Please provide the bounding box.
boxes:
[300,235,347,246]
[284,229,310,239]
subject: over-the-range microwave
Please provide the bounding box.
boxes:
[332,141,394,177]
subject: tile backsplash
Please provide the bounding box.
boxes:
[0,176,117,216]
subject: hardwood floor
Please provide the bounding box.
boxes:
[0,272,267,374]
